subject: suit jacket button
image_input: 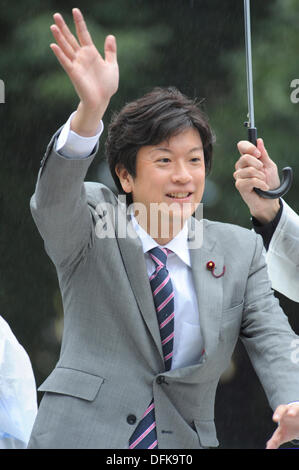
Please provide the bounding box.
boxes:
[156,376,164,385]
[127,414,137,425]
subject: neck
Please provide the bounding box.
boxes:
[134,209,185,245]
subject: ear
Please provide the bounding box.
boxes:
[115,165,134,194]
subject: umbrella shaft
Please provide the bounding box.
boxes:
[244,0,255,128]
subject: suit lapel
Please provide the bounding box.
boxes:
[188,218,224,358]
[115,206,224,364]
[115,203,164,361]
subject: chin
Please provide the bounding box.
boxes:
[166,204,195,225]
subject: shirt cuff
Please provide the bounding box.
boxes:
[56,111,104,159]
[251,199,283,251]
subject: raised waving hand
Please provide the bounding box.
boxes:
[50,8,119,135]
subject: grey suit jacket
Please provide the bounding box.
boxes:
[28,130,299,449]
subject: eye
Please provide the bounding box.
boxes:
[158,157,171,163]
[190,156,202,162]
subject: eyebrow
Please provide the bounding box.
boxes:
[149,146,203,154]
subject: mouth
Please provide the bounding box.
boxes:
[166,192,193,201]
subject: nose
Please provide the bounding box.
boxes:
[171,162,192,184]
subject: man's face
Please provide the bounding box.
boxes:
[117,127,205,239]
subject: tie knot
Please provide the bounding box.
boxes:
[149,246,169,268]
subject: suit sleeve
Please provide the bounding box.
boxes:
[240,234,299,410]
[251,198,283,250]
[30,128,100,268]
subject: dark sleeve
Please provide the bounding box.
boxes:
[251,199,283,251]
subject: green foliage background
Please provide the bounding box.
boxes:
[0,0,298,448]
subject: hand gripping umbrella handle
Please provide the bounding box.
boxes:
[255,167,293,199]
[246,125,294,199]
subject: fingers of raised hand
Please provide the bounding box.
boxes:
[49,42,73,72]
[53,12,80,53]
[72,8,94,47]
[50,23,76,62]
[104,35,117,63]
[50,9,95,59]
[50,10,96,72]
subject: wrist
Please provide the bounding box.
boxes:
[251,199,280,225]
[71,100,109,137]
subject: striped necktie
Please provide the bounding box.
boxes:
[129,246,175,449]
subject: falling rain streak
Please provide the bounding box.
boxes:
[0,80,4,103]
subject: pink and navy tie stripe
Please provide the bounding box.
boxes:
[149,247,174,371]
[129,247,175,449]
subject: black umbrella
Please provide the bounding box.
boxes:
[243,0,293,199]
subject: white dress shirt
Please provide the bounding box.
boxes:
[55,112,204,370]
[56,111,104,158]
[130,215,203,370]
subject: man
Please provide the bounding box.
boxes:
[28,9,299,449]
[234,138,299,302]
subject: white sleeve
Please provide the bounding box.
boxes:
[266,199,299,302]
[56,111,104,159]
[0,316,38,448]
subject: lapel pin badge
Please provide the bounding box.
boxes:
[206,260,225,278]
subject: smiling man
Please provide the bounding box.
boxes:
[28,9,299,449]
[109,88,210,245]
[117,126,205,242]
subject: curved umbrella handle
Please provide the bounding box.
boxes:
[254,166,293,199]
[246,125,294,199]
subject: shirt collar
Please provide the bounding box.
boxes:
[130,213,191,267]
